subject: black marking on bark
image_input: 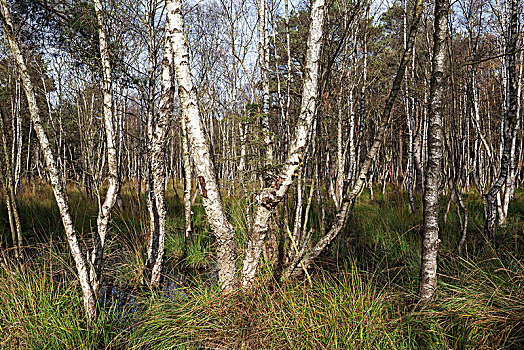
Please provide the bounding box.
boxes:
[198,176,208,198]
[260,188,279,209]
[271,176,286,190]
[262,196,272,209]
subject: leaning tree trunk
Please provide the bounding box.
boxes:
[282,0,425,279]
[143,0,158,287]
[418,0,448,303]
[169,0,239,293]
[404,0,416,213]
[0,0,97,317]
[241,0,326,286]
[485,0,518,240]
[335,96,345,208]
[90,0,121,296]
[144,0,175,288]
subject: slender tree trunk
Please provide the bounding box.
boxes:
[181,110,192,246]
[25,117,32,189]
[259,0,272,170]
[284,0,291,159]
[485,0,518,240]
[414,122,424,192]
[90,0,121,295]
[170,0,239,292]
[348,91,356,184]
[0,0,97,317]
[144,0,176,288]
[0,110,22,259]
[336,96,345,208]
[241,0,326,286]
[355,5,368,186]
[419,0,448,303]
[500,50,523,226]
[12,80,22,193]
[116,89,127,210]
[143,0,159,286]
[456,188,469,254]
[405,0,415,212]
[470,68,494,169]
[290,172,304,260]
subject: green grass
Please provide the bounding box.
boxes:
[127,268,400,349]
[0,246,120,349]
[0,182,522,349]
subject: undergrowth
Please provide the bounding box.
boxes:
[0,183,522,349]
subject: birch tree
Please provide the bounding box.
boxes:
[0,0,98,317]
[90,0,121,296]
[419,0,448,302]
[485,0,519,239]
[145,0,176,288]
[259,0,272,169]
[169,0,239,292]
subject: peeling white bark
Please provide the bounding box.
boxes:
[241,0,326,286]
[91,0,121,295]
[419,0,448,303]
[0,0,97,317]
[145,0,176,288]
[170,0,239,292]
[181,111,192,244]
[259,0,272,167]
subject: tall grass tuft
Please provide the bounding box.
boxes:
[0,246,120,349]
[127,267,404,349]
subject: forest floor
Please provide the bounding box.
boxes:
[0,182,522,349]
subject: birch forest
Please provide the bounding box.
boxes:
[0,0,523,348]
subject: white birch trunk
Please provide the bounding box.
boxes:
[181,111,192,244]
[419,0,448,302]
[144,0,176,288]
[500,50,523,226]
[404,0,416,212]
[336,95,345,208]
[0,0,97,317]
[91,0,121,295]
[169,0,239,292]
[259,0,272,167]
[241,0,326,286]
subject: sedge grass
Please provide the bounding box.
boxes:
[0,184,521,349]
